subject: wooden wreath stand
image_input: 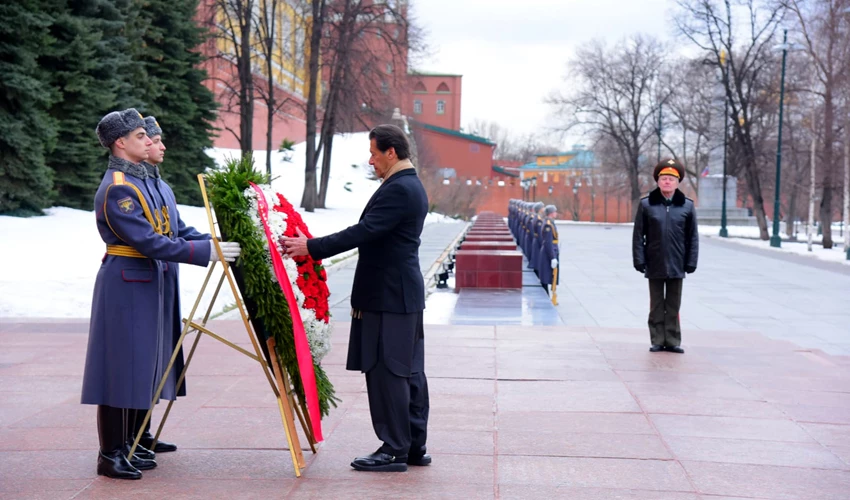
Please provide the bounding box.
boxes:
[128,174,318,478]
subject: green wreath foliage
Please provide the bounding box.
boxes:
[206,156,338,416]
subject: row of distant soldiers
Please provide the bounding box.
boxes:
[508,200,560,293]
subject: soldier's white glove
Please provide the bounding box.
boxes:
[210,241,241,263]
[551,258,558,269]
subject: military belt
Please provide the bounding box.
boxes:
[106,244,146,258]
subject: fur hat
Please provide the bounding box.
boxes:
[143,116,162,138]
[653,158,685,182]
[545,204,557,216]
[96,108,146,148]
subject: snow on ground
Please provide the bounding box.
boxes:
[700,225,849,266]
[0,132,453,318]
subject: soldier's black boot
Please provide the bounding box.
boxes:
[126,410,156,460]
[125,409,157,470]
[137,414,178,453]
[96,405,142,480]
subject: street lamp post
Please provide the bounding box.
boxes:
[770,29,789,248]
[720,57,729,238]
[532,178,537,202]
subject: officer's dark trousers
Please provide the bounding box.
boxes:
[365,329,429,458]
[648,278,683,347]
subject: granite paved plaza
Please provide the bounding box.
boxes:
[1,224,849,499]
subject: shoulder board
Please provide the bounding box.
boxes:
[112,171,126,185]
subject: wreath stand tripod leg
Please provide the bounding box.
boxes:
[288,375,318,453]
[267,338,306,470]
[149,269,229,449]
[129,261,220,459]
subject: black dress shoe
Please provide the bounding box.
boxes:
[97,450,142,480]
[140,433,177,453]
[405,453,432,466]
[667,346,685,354]
[649,345,664,352]
[351,450,408,472]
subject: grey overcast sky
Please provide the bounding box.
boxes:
[411,0,677,142]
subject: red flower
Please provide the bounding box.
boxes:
[272,191,329,324]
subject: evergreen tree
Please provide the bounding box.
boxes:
[134,0,218,206]
[43,0,136,210]
[0,0,57,215]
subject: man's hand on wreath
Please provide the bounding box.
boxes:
[280,227,310,257]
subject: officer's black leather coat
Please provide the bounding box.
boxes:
[632,188,699,279]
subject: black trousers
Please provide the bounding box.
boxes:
[648,278,683,347]
[365,339,429,458]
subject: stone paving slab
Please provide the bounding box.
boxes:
[1,318,849,499]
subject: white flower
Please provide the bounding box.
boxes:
[243,183,333,363]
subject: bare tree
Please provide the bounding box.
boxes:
[785,0,850,247]
[660,58,716,194]
[299,0,326,212]
[313,1,422,208]
[675,0,786,239]
[548,35,669,213]
[208,0,257,158]
[254,0,305,177]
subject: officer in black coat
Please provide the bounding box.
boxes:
[281,124,430,472]
[632,158,699,354]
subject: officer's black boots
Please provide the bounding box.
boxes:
[135,411,178,453]
[96,405,141,480]
[125,409,157,470]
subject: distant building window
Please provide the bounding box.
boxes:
[436,82,450,93]
[413,81,427,93]
[436,100,446,114]
[381,81,389,94]
[413,99,422,114]
[393,27,400,39]
[386,63,393,74]
[469,144,480,153]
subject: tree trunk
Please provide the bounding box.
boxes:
[301,0,324,212]
[318,131,335,207]
[629,152,642,217]
[820,89,834,248]
[265,46,274,178]
[239,0,254,158]
[737,130,769,239]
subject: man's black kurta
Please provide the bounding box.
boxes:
[306,167,429,457]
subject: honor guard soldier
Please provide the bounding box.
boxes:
[133,116,213,453]
[81,109,240,480]
[530,202,546,276]
[525,202,543,269]
[519,202,528,255]
[539,205,560,294]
